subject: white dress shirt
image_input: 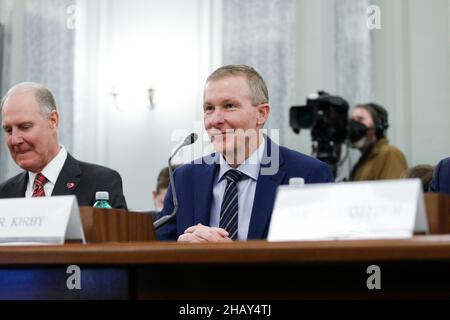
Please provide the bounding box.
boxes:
[25,145,68,197]
[209,137,265,240]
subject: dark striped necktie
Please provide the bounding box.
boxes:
[32,173,48,197]
[219,169,244,240]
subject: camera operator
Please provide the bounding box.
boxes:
[349,103,407,181]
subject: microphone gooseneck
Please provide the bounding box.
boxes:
[153,133,198,230]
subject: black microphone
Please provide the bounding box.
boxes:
[153,133,198,230]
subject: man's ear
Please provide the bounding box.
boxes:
[256,103,270,126]
[48,110,59,130]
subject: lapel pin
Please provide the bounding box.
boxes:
[66,182,75,189]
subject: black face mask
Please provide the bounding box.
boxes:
[348,120,368,143]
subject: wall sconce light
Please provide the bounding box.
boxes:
[108,86,156,111]
[147,87,156,110]
[109,87,121,110]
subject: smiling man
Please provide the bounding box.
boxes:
[156,65,333,242]
[0,82,127,209]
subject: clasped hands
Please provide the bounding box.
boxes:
[177,223,233,243]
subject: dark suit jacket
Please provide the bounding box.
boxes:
[0,153,128,210]
[429,157,450,195]
[156,138,334,241]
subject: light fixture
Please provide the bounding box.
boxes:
[109,87,121,110]
[108,86,156,111]
[147,86,156,110]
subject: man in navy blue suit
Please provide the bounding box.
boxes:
[429,157,450,195]
[157,65,333,242]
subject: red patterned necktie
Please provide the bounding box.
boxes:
[32,173,48,197]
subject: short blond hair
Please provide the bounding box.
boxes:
[206,65,269,106]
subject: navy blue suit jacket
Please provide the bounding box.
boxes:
[429,157,450,195]
[156,138,334,241]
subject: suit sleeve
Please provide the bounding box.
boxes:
[429,160,442,192]
[155,183,178,241]
[306,161,335,183]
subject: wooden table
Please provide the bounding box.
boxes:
[2,236,450,299]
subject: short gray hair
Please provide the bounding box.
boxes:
[0,82,57,117]
[206,65,269,106]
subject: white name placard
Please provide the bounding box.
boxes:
[268,179,427,241]
[0,195,85,245]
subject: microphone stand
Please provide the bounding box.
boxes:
[153,133,197,230]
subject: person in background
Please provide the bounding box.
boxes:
[0,82,128,209]
[349,103,407,181]
[152,165,180,211]
[429,157,450,195]
[401,164,434,192]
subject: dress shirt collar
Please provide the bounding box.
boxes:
[28,145,68,186]
[217,136,265,182]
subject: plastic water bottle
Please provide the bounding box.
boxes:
[93,191,112,209]
[289,177,305,187]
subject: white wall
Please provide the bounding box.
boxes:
[407,0,450,166]
[74,0,216,210]
[371,0,450,166]
[285,0,337,156]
